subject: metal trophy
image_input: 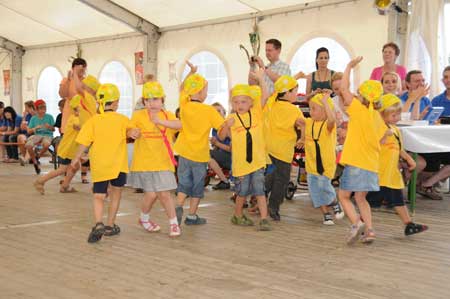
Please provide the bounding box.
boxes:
[240,19,260,70]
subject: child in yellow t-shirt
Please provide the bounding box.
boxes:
[72,83,137,243]
[265,75,304,221]
[366,94,428,236]
[129,81,182,237]
[33,96,82,194]
[174,62,224,226]
[296,92,345,225]
[219,73,271,231]
[338,57,387,245]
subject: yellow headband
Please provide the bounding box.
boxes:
[310,93,334,110]
[96,83,120,114]
[274,75,298,94]
[70,95,81,109]
[142,81,165,99]
[380,93,401,112]
[358,80,383,103]
[231,84,252,99]
[83,75,100,92]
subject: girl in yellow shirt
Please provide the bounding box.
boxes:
[296,92,345,225]
[366,94,428,236]
[129,81,182,237]
[338,57,388,245]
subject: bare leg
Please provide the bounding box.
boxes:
[234,196,246,216]
[158,191,176,219]
[338,189,359,225]
[208,159,227,182]
[177,192,187,207]
[422,165,450,187]
[141,192,158,214]
[319,206,329,215]
[189,197,200,215]
[93,193,107,223]
[38,142,51,157]
[256,195,268,219]
[394,206,412,225]
[27,144,37,164]
[106,186,122,226]
[38,165,68,184]
[61,163,80,189]
[354,191,372,230]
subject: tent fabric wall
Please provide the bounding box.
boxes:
[22,35,144,112]
[158,0,389,111]
[0,51,11,106]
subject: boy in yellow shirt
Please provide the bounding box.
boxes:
[296,92,344,225]
[338,57,387,245]
[366,94,428,236]
[265,75,304,221]
[33,96,82,194]
[174,62,224,225]
[219,72,271,231]
[72,83,138,243]
[129,81,182,237]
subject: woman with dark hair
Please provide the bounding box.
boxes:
[370,42,407,91]
[305,47,335,99]
[1,106,22,162]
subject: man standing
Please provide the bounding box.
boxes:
[249,39,291,94]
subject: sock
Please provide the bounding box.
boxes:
[140,213,151,229]
[169,217,178,225]
[186,214,197,220]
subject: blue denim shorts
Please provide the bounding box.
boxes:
[235,168,265,197]
[307,173,336,208]
[340,165,379,192]
[176,156,207,198]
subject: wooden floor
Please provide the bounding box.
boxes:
[1,160,450,299]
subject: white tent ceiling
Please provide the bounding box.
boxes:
[0,0,322,47]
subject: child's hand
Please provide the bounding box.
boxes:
[186,61,197,74]
[73,124,81,131]
[295,139,305,149]
[251,67,265,82]
[44,123,52,129]
[151,112,160,124]
[294,71,306,79]
[210,136,217,146]
[322,88,333,95]
[385,128,394,137]
[406,158,417,171]
[348,56,363,68]
[128,128,141,139]
[225,117,235,128]
[321,93,331,105]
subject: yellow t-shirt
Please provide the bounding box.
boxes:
[229,106,266,177]
[340,99,385,172]
[57,115,80,160]
[79,92,97,125]
[130,109,177,172]
[76,112,130,182]
[265,101,303,163]
[378,124,404,189]
[174,101,224,162]
[304,118,337,179]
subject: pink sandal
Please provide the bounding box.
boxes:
[138,219,161,232]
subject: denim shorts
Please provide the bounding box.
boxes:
[176,156,207,198]
[340,165,379,192]
[235,168,265,197]
[307,173,336,208]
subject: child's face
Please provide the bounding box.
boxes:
[309,102,326,121]
[232,96,252,114]
[285,86,298,103]
[4,111,11,120]
[145,98,163,112]
[37,105,46,116]
[382,74,398,94]
[383,110,401,125]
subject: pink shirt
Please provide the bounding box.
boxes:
[370,65,407,81]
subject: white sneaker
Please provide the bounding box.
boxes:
[323,219,335,225]
[323,213,335,225]
[169,224,181,237]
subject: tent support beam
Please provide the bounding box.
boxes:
[0,36,24,112]
[78,0,160,76]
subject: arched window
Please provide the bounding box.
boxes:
[37,66,63,119]
[182,51,229,111]
[290,37,352,94]
[99,61,133,117]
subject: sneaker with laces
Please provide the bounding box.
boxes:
[404,222,428,236]
[332,202,345,220]
[258,218,272,231]
[347,221,365,245]
[169,224,181,237]
[323,213,335,225]
[184,215,207,225]
[230,214,254,226]
[213,180,230,190]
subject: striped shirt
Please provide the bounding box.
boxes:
[264,60,291,94]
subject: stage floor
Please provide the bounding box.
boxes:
[1,161,449,299]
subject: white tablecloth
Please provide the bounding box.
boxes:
[399,125,450,153]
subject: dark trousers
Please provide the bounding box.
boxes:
[267,155,291,213]
[3,134,18,160]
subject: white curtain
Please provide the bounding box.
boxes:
[406,0,447,97]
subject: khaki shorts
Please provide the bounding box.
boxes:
[25,135,53,147]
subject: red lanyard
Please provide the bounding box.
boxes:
[149,110,178,167]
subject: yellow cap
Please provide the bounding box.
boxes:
[96,83,120,113]
[249,85,262,103]
[231,84,252,98]
[274,75,298,93]
[380,93,401,112]
[70,95,81,109]
[358,80,383,103]
[310,93,334,110]
[142,81,165,99]
[82,75,100,92]
[183,74,206,95]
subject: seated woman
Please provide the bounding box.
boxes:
[1,106,22,163]
[210,102,231,190]
[370,42,407,91]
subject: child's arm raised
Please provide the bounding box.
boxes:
[321,92,336,131]
[250,67,269,107]
[342,56,363,106]
[179,61,197,92]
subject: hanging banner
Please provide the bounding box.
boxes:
[3,70,10,96]
[135,51,144,85]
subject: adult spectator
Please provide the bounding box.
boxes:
[305,47,335,99]
[431,66,450,116]
[370,42,407,91]
[381,72,402,95]
[400,70,431,120]
[249,39,291,94]
[1,106,22,162]
[0,101,5,160]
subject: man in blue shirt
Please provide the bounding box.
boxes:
[400,70,431,119]
[431,66,450,117]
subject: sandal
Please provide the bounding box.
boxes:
[87,222,105,243]
[104,224,121,236]
[138,219,161,232]
[33,180,45,195]
[60,186,77,193]
[361,229,376,244]
[405,223,428,236]
[417,185,443,200]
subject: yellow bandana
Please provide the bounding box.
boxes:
[358,80,383,104]
[231,84,252,98]
[180,74,207,104]
[274,75,298,93]
[380,93,401,112]
[310,93,334,110]
[142,81,165,99]
[96,83,120,114]
[83,75,100,92]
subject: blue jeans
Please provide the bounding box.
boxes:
[307,173,336,208]
[235,168,265,197]
[176,156,207,198]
